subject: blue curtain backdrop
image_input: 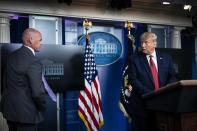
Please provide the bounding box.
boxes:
[181,29,197,79]
[10,17,29,43]
[98,28,128,131]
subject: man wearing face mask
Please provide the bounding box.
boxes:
[128,32,176,131]
[0,28,46,131]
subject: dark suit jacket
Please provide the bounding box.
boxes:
[128,50,176,117]
[0,46,46,124]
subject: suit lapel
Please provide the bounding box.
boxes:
[156,50,162,87]
[140,54,155,85]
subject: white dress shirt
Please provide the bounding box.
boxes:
[146,50,158,72]
[24,45,35,56]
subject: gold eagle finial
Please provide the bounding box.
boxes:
[83,19,92,35]
[125,21,134,35]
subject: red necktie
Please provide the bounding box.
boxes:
[149,55,159,90]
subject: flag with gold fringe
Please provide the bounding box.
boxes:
[78,34,104,131]
[119,21,136,123]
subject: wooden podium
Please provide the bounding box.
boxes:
[143,80,197,131]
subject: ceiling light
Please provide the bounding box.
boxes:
[162,1,170,5]
[184,5,192,11]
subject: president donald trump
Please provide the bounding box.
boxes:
[128,32,176,131]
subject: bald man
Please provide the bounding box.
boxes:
[0,28,46,131]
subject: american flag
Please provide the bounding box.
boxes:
[78,35,104,131]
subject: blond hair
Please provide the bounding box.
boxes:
[140,32,157,43]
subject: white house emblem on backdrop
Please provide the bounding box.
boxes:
[78,32,122,66]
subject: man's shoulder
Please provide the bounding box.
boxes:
[8,46,35,65]
[9,46,26,56]
[156,50,171,59]
[131,51,144,59]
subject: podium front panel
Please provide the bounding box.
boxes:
[145,86,197,113]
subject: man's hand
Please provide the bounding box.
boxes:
[128,85,133,92]
[125,85,133,97]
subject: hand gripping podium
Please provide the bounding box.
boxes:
[142,80,197,131]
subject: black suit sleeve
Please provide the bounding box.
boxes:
[27,60,46,112]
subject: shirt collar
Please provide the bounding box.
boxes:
[146,49,156,58]
[24,45,35,56]
[151,50,156,58]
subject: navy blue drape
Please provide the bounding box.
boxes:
[10,17,29,43]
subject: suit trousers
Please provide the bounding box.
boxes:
[7,121,37,131]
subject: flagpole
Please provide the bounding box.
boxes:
[79,19,104,130]
[118,21,135,123]
[125,21,135,54]
[83,19,95,112]
[83,19,92,80]
[57,93,60,131]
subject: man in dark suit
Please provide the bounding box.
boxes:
[128,32,176,131]
[0,28,46,131]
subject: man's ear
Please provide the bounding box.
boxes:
[28,40,31,44]
[154,42,157,47]
[29,37,33,44]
